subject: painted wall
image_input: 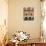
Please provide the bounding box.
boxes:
[8,0,41,39]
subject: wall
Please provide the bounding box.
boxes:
[8,0,41,39]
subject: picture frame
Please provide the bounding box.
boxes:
[23,7,34,21]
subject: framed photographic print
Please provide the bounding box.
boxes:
[23,7,34,21]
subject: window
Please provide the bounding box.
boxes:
[0,0,8,43]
